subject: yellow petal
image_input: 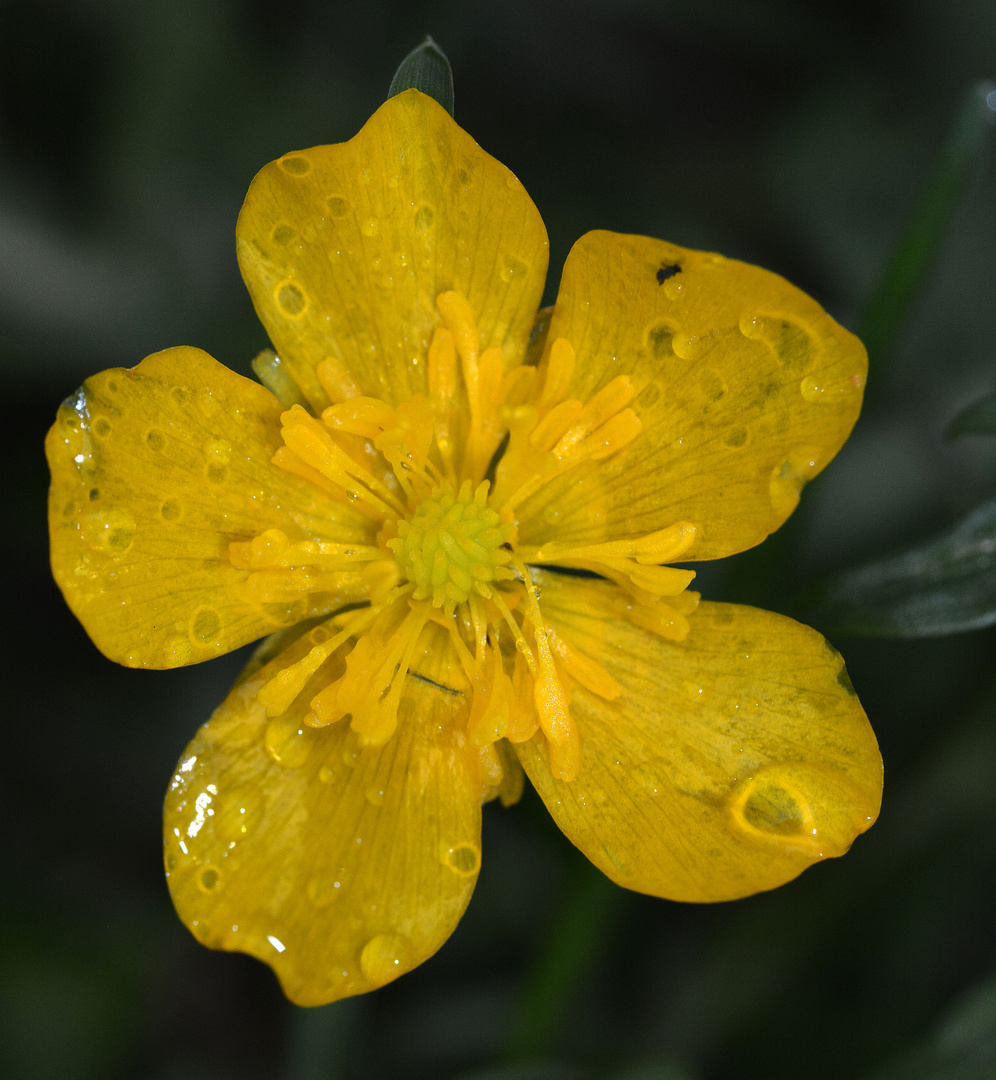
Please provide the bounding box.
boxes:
[163,625,482,1006]
[514,573,881,902]
[237,89,549,411]
[517,231,867,559]
[46,347,372,668]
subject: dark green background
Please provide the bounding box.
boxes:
[2,2,994,1078]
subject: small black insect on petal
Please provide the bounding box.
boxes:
[656,262,682,285]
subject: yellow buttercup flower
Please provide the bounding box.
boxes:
[47,89,881,1007]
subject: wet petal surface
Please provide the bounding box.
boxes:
[516,231,867,560]
[515,573,882,902]
[164,622,482,1006]
[237,90,549,410]
[46,347,371,667]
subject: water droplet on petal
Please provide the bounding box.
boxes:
[442,842,481,877]
[414,205,434,231]
[264,714,315,768]
[800,373,862,403]
[160,498,182,522]
[360,933,411,987]
[276,282,308,317]
[365,787,384,807]
[83,506,136,555]
[145,428,165,451]
[279,155,311,176]
[190,607,222,645]
[92,416,111,438]
[499,254,528,283]
[360,219,378,237]
[198,867,222,892]
[327,196,351,218]
[272,223,296,246]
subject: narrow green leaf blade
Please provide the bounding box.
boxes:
[801,496,996,638]
[946,388,996,439]
[859,79,996,370]
[388,36,454,117]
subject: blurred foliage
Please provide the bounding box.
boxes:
[2,1,994,1079]
[797,496,996,638]
[946,388,996,439]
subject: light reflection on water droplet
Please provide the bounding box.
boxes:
[264,714,315,768]
[359,933,411,986]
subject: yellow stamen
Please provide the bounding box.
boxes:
[513,559,580,782]
[280,406,406,518]
[316,356,362,403]
[321,396,395,440]
[537,337,576,413]
[518,522,698,597]
[546,628,620,700]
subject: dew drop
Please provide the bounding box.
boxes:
[170,385,190,406]
[361,219,378,237]
[261,598,309,627]
[198,867,222,892]
[88,487,100,502]
[279,155,311,175]
[276,282,308,317]
[92,416,111,438]
[160,498,182,522]
[189,607,222,645]
[106,379,120,395]
[442,842,481,877]
[265,714,315,768]
[663,278,685,301]
[327,196,351,218]
[360,933,411,987]
[365,787,384,807]
[414,205,434,231]
[543,504,561,525]
[272,223,296,246]
[318,765,336,784]
[145,428,166,451]
[204,462,229,484]
[729,769,813,841]
[644,323,675,359]
[204,438,232,465]
[499,254,528,283]
[83,506,136,555]
[723,427,748,448]
[800,374,861,403]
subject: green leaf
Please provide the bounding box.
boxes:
[388,36,454,118]
[799,497,996,638]
[946,388,996,439]
[859,79,996,370]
